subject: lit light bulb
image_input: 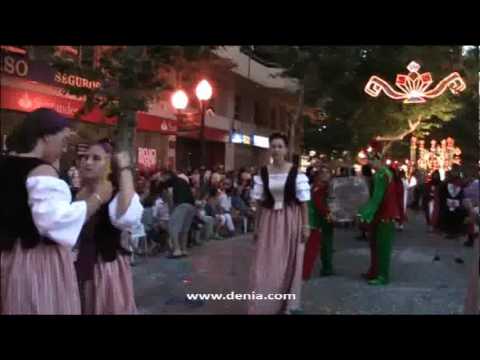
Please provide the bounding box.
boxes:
[195,79,213,101]
[171,90,189,110]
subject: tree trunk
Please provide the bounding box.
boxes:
[115,110,137,157]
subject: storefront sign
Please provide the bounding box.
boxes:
[177,112,200,131]
[0,53,29,78]
[231,131,252,145]
[53,72,101,90]
[0,86,177,134]
[1,85,86,118]
[231,132,243,144]
[252,135,269,149]
[1,52,101,90]
[138,147,157,172]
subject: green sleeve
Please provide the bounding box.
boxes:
[358,168,390,224]
[308,200,321,229]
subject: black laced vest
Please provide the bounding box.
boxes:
[0,156,57,251]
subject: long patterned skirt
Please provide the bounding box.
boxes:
[248,205,305,314]
[79,255,137,315]
[0,241,81,315]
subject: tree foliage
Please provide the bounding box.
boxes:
[48,46,230,152]
[252,46,475,160]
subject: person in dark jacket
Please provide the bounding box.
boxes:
[158,170,196,258]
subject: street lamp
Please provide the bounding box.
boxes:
[171,89,189,111]
[170,90,189,171]
[195,79,212,167]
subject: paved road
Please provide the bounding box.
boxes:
[133,210,475,314]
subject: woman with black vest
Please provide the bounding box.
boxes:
[0,108,112,314]
[75,139,143,314]
[248,133,311,314]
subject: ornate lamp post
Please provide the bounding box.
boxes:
[195,79,213,167]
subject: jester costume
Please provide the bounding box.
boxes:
[303,181,334,280]
[358,141,400,285]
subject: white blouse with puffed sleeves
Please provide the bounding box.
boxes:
[108,193,144,232]
[251,172,310,210]
[26,176,87,248]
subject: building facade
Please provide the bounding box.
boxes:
[0,46,299,172]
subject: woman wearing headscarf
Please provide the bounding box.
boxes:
[0,108,111,314]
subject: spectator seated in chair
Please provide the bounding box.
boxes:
[195,197,216,242]
[217,179,238,236]
[205,188,235,239]
[231,188,255,233]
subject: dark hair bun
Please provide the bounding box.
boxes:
[269,132,289,147]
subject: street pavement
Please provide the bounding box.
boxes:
[133,210,475,314]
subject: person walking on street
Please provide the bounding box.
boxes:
[303,165,334,280]
[248,133,310,314]
[358,140,400,286]
[158,170,196,258]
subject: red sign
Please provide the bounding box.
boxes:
[0,86,177,134]
[1,86,85,118]
[137,147,157,172]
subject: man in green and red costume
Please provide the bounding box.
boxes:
[303,165,335,279]
[358,140,400,286]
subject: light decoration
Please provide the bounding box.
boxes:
[410,136,462,175]
[365,61,466,103]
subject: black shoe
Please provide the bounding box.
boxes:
[433,255,441,262]
[455,257,464,264]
